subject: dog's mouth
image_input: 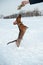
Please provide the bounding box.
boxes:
[13,20,17,25]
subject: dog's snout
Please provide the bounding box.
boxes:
[13,20,17,25]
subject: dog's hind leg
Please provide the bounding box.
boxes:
[16,39,21,47]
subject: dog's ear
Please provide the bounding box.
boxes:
[18,14,21,18]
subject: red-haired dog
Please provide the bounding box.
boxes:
[7,14,28,47]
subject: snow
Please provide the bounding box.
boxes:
[0,16,43,65]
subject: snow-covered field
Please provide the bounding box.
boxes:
[0,16,43,65]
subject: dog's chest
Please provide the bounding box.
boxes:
[19,25,27,32]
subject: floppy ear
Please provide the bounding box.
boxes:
[18,14,21,18]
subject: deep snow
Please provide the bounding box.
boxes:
[0,16,43,65]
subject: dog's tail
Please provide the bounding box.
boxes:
[7,40,17,45]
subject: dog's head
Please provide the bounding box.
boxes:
[13,14,21,25]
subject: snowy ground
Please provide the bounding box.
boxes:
[0,16,43,65]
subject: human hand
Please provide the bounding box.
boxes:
[21,1,29,6]
[17,0,29,10]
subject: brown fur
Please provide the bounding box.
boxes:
[7,14,28,47]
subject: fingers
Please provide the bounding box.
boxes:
[22,1,27,6]
[22,1,29,6]
[17,1,29,10]
[17,1,27,10]
[17,4,25,10]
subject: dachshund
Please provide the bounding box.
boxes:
[7,14,28,47]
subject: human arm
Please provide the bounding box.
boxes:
[22,0,43,5]
[18,0,43,9]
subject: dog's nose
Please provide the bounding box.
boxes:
[13,20,17,25]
